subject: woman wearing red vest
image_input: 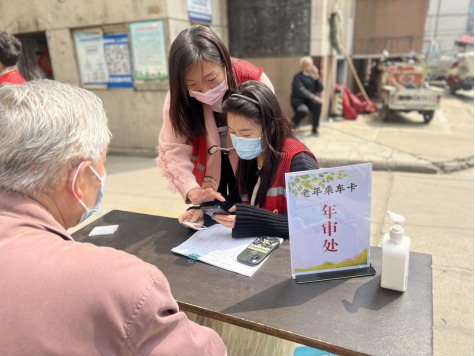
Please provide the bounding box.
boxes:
[157,25,274,205]
[0,32,26,86]
[179,81,319,239]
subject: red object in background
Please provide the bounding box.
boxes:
[36,50,53,78]
[355,92,376,114]
[446,73,457,87]
[455,35,474,46]
[336,84,358,119]
[0,70,26,85]
[335,84,376,120]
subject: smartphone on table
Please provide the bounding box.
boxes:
[237,236,280,266]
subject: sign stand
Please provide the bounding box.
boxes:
[286,163,374,284]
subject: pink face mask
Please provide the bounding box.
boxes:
[188,69,228,106]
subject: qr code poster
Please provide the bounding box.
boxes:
[103,34,133,88]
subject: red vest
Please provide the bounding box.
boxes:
[190,59,263,185]
[241,139,317,214]
[0,70,26,85]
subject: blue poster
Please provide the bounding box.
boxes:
[188,0,212,23]
[103,34,133,88]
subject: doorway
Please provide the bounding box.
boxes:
[16,32,54,81]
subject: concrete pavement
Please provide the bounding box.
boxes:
[375,169,474,356]
[298,88,474,174]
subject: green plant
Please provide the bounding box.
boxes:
[288,170,349,198]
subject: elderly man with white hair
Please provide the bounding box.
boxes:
[0,80,226,356]
[290,56,324,135]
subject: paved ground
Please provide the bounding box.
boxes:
[298,88,474,173]
[69,88,474,355]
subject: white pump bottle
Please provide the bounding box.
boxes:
[381,211,411,292]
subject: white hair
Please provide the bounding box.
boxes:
[0,79,111,198]
[300,56,314,68]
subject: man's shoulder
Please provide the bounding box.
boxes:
[10,230,163,302]
[69,240,161,289]
[0,230,174,355]
[57,240,168,322]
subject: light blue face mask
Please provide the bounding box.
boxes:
[72,162,106,224]
[230,134,264,160]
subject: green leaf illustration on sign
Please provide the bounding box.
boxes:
[288,169,351,199]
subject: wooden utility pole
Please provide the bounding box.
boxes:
[434,0,442,40]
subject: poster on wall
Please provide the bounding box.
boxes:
[130,21,168,81]
[188,0,212,23]
[103,34,134,88]
[74,32,108,86]
[285,163,374,282]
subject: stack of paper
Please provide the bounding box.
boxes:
[172,224,283,277]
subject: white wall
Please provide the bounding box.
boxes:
[0,0,228,156]
[310,0,331,57]
[424,0,472,52]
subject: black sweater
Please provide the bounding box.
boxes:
[290,72,324,105]
[203,152,318,239]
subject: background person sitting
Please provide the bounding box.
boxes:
[290,56,323,135]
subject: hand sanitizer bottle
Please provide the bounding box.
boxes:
[381,211,411,292]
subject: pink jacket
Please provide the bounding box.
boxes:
[157,72,274,202]
[0,190,226,356]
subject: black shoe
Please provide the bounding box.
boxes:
[311,129,319,136]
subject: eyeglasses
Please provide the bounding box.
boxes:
[208,146,235,155]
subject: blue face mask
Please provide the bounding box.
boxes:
[72,162,106,224]
[230,134,264,160]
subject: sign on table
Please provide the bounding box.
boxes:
[285,164,372,278]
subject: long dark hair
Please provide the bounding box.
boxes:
[168,25,238,138]
[222,81,296,207]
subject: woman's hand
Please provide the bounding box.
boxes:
[187,188,225,205]
[214,205,236,229]
[179,208,204,225]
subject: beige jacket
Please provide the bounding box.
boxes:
[0,190,226,355]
